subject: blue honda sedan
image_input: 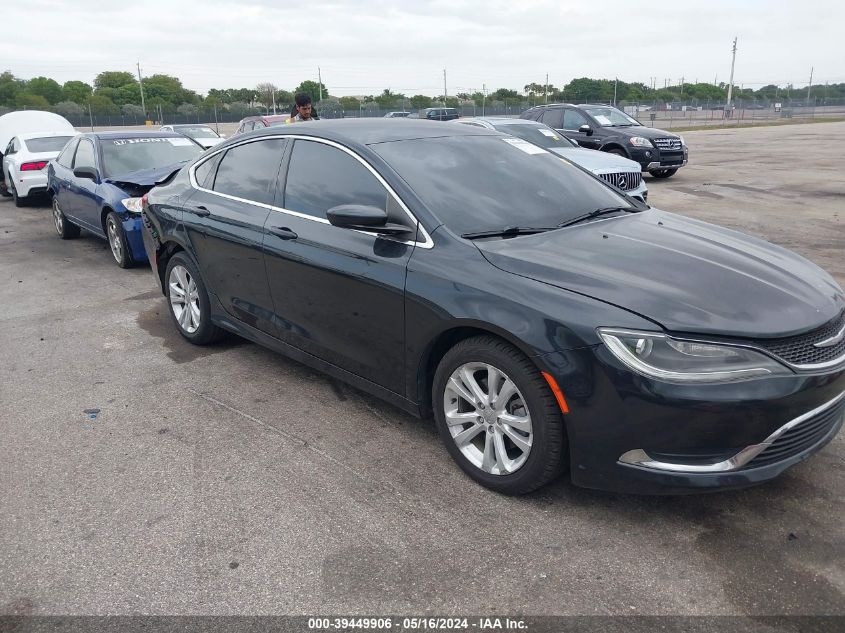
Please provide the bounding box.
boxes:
[47,131,203,267]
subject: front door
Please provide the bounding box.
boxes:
[561,108,602,149]
[262,138,418,395]
[183,137,287,335]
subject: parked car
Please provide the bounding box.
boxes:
[3,132,77,206]
[159,124,225,149]
[47,131,203,268]
[141,119,844,496]
[233,115,290,135]
[384,112,411,118]
[420,107,460,121]
[0,110,75,197]
[456,117,648,202]
[521,103,688,178]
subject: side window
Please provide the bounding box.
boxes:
[212,138,286,205]
[194,153,222,189]
[5,139,14,155]
[73,139,96,170]
[57,138,78,168]
[540,109,563,129]
[563,109,589,130]
[284,140,389,220]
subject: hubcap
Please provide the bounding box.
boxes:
[52,199,63,234]
[107,218,123,263]
[168,265,201,334]
[443,362,533,475]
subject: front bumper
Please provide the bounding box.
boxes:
[541,346,845,494]
[121,214,149,262]
[628,145,688,171]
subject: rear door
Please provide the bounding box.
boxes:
[50,137,79,214]
[183,137,287,335]
[262,138,419,394]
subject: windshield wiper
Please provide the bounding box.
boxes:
[461,226,553,239]
[557,206,639,229]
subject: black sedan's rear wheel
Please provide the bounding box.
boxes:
[165,252,226,345]
[433,335,567,495]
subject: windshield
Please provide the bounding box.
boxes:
[100,137,203,178]
[372,135,630,235]
[582,106,641,127]
[492,124,578,149]
[174,126,219,139]
[23,136,74,152]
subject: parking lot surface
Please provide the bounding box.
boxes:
[1,121,843,616]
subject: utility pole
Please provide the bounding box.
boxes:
[443,69,447,105]
[725,37,738,116]
[482,83,486,116]
[613,77,618,106]
[271,89,276,115]
[545,73,549,104]
[317,67,323,103]
[136,61,146,116]
[806,67,814,104]
[88,101,94,131]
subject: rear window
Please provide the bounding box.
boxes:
[23,136,74,153]
[100,137,203,178]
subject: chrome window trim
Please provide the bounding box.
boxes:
[188,134,433,249]
[618,390,845,473]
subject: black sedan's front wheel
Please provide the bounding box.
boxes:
[165,252,226,345]
[433,336,567,495]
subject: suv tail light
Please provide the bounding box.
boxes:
[20,161,49,171]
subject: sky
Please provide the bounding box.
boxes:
[3,0,844,96]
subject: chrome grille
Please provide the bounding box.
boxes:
[653,137,682,150]
[757,311,845,367]
[598,171,642,191]
[744,397,845,469]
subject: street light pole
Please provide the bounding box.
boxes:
[725,37,738,116]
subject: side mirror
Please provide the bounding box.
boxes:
[579,124,593,136]
[326,204,412,236]
[73,166,99,181]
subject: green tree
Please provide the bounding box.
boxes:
[115,83,141,106]
[492,88,520,103]
[94,71,135,90]
[409,94,433,109]
[87,94,119,115]
[15,93,51,109]
[177,103,198,117]
[375,88,404,108]
[62,80,93,104]
[256,82,278,108]
[295,80,328,101]
[54,101,85,117]
[122,104,145,118]
[27,77,63,104]
[338,96,361,111]
[227,101,252,117]
[0,71,25,107]
[230,88,256,103]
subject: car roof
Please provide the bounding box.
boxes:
[90,131,186,140]
[244,118,498,146]
[168,123,213,128]
[17,131,79,140]
[465,117,544,127]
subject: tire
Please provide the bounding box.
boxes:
[432,335,567,495]
[164,251,226,345]
[105,211,134,268]
[10,182,26,207]
[52,196,81,239]
[651,168,678,179]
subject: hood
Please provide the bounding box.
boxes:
[607,126,677,139]
[475,210,844,338]
[104,162,187,190]
[550,147,642,173]
[197,137,224,148]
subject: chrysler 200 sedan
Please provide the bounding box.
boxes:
[140,120,845,495]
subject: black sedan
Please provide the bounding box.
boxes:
[140,120,845,495]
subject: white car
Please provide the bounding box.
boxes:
[455,117,648,202]
[0,110,76,204]
[159,124,225,149]
[3,132,78,206]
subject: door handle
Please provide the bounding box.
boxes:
[269,226,298,240]
[185,204,210,217]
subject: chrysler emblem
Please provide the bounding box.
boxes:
[814,324,845,348]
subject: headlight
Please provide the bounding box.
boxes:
[679,135,686,146]
[598,328,791,383]
[121,197,144,214]
[628,137,653,147]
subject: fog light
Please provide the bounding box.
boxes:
[645,151,652,158]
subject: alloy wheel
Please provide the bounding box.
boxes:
[168,265,201,334]
[106,216,123,264]
[443,362,533,475]
[52,198,64,235]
